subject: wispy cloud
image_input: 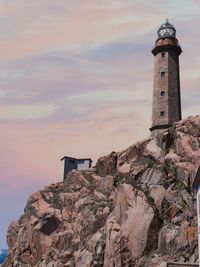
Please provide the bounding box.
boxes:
[0,0,199,249]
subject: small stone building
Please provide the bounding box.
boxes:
[61,156,92,180]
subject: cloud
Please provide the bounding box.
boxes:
[0,0,200,250]
[84,40,150,62]
[0,103,57,120]
[0,36,153,122]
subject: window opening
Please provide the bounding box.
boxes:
[69,159,76,164]
[78,160,85,164]
[161,71,165,77]
[161,91,165,96]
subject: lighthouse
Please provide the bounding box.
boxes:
[150,19,182,133]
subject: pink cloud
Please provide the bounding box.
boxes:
[0,0,200,250]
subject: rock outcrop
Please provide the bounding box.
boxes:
[3,115,200,267]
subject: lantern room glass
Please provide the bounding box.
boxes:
[157,19,176,39]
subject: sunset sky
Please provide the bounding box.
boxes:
[0,0,200,249]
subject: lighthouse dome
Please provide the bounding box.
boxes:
[157,19,176,40]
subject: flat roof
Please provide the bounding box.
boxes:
[61,156,92,162]
[60,156,77,161]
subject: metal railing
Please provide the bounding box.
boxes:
[167,263,198,267]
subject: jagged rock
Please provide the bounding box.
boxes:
[103,183,160,266]
[96,151,118,177]
[3,116,200,267]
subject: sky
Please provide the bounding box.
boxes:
[0,0,200,250]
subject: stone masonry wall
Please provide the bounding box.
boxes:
[151,50,169,127]
[168,50,182,124]
[151,42,182,131]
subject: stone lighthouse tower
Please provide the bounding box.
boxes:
[150,19,182,133]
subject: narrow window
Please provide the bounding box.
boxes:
[161,52,165,58]
[161,91,165,96]
[69,159,76,164]
[78,159,84,164]
[160,111,165,117]
[161,71,165,77]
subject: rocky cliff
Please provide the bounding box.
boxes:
[3,116,200,267]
